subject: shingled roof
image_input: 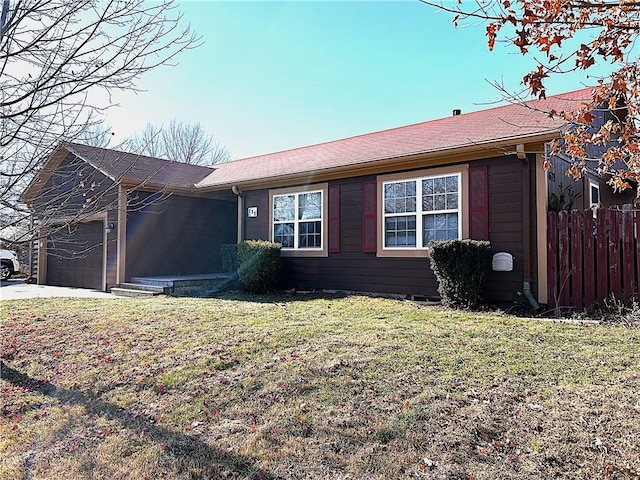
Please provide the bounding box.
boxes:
[195,87,593,191]
[22,143,216,201]
[65,143,215,190]
[21,86,595,203]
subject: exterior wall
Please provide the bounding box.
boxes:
[30,154,119,290]
[547,101,636,211]
[480,156,527,303]
[28,154,237,290]
[244,178,439,297]
[243,155,535,304]
[125,192,237,279]
[547,155,636,210]
[32,153,119,217]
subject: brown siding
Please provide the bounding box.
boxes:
[341,181,364,252]
[32,153,118,217]
[125,193,236,279]
[480,156,525,303]
[290,176,439,296]
[241,157,538,303]
[243,176,443,298]
[243,192,263,241]
[283,254,438,296]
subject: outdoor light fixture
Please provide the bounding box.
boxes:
[105,222,114,234]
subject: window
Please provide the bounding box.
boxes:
[589,181,600,208]
[383,173,461,249]
[273,190,323,250]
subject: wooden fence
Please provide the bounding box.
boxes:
[547,207,640,312]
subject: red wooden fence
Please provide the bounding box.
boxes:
[547,207,640,312]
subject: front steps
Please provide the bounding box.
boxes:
[110,283,165,297]
[111,273,233,297]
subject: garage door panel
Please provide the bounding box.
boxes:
[47,222,104,289]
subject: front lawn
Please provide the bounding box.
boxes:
[1,294,639,479]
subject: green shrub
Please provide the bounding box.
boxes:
[220,244,239,273]
[427,239,492,309]
[237,240,282,293]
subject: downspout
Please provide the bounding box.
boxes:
[232,186,243,243]
[517,144,541,311]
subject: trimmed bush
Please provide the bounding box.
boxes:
[427,239,492,309]
[237,240,282,293]
[220,244,239,274]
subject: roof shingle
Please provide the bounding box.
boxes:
[196,87,593,190]
[66,143,215,190]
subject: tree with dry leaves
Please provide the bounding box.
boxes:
[423,0,640,194]
[0,0,198,245]
[127,120,230,165]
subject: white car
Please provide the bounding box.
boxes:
[0,248,20,281]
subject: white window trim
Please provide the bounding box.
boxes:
[382,173,462,250]
[376,165,469,258]
[269,183,329,258]
[589,180,600,208]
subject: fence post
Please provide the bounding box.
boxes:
[547,211,558,312]
[621,206,634,303]
[608,209,621,301]
[571,210,583,311]
[558,211,570,307]
[583,210,596,310]
[596,208,608,307]
[636,210,640,301]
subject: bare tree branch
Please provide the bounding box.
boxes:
[127,120,231,165]
[424,0,640,194]
[1,0,200,244]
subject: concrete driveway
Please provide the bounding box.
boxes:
[1,279,123,300]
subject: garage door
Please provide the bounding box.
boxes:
[47,222,104,289]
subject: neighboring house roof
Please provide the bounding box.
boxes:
[195,87,593,191]
[22,143,215,201]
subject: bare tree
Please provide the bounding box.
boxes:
[127,120,231,165]
[0,0,199,244]
[79,124,117,149]
[127,123,165,159]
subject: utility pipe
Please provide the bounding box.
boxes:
[518,145,541,311]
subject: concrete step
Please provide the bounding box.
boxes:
[127,274,234,296]
[119,274,235,297]
[129,274,232,288]
[110,287,160,298]
[118,282,166,294]
[129,277,174,287]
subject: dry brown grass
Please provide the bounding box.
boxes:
[1,294,639,479]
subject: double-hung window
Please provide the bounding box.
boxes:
[273,190,323,250]
[383,173,461,249]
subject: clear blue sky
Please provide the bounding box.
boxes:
[104,1,609,160]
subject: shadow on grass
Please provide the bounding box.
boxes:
[0,360,280,480]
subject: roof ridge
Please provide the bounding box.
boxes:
[65,142,216,171]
